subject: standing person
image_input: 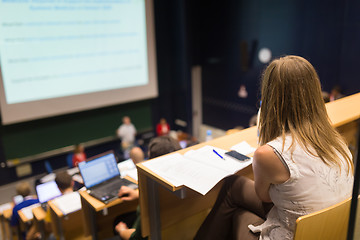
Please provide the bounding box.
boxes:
[117,116,137,159]
[156,118,170,136]
[114,136,181,240]
[195,55,354,240]
[72,143,86,167]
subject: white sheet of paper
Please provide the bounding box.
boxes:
[230,141,256,155]
[40,173,56,183]
[142,153,185,187]
[143,146,253,195]
[0,202,13,213]
[53,192,81,215]
[67,167,79,176]
[125,169,138,181]
[118,159,138,181]
[20,203,40,220]
[72,174,84,184]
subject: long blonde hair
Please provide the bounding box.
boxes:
[259,55,353,174]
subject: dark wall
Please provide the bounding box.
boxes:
[152,0,193,133]
[338,0,360,95]
[188,0,360,130]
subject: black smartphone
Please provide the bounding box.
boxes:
[225,150,250,161]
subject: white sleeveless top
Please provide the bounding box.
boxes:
[249,135,353,240]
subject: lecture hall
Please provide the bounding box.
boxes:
[0,0,359,240]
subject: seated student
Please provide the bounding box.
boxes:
[72,144,87,167]
[130,146,145,164]
[329,85,345,102]
[115,136,182,240]
[26,171,74,240]
[194,55,354,240]
[10,181,39,238]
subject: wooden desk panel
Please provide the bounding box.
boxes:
[18,207,34,237]
[2,207,14,240]
[48,197,90,240]
[32,206,47,240]
[32,207,46,221]
[80,191,138,240]
[326,92,360,128]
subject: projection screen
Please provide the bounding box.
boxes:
[0,0,158,125]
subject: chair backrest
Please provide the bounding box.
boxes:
[294,197,352,240]
[66,153,74,168]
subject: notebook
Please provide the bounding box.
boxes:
[36,180,62,207]
[78,151,137,203]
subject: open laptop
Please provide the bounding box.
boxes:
[78,151,138,203]
[36,180,62,208]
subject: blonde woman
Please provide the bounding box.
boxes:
[195,55,354,240]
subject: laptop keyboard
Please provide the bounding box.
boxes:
[90,178,138,203]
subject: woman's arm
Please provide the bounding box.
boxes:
[252,145,290,202]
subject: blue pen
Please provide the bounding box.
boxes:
[213,149,224,160]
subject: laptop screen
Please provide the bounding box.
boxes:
[36,180,62,203]
[78,152,120,189]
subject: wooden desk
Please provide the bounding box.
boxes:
[326,93,360,157]
[325,92,360,127]
[1,205,14,240]
[138,127,257,240]
[47,198,89,240]
[18,205,37,240]
[18,209,32,224]
[138,92,360,240]
[32,206,47,240]
[79,190,138,240]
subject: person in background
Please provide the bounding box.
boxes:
[114,136,181,240]
[249,115,258,127]
[117,116,137,159]
[53,171,74,194]
[10,182,39,239]
[195,55,354,240]
[156,118,170,136]
[26,171,74,240]
[129,146,145,165]
[329,85,345,101]
[322,91,330,103]
[72,143,86,167]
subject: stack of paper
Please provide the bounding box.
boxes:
[142,145,253,195]
[52,192,81,215]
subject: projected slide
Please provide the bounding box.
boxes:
[0,0,148,104]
